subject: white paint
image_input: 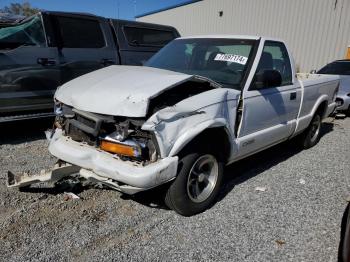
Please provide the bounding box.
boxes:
[55,65,194,117]
[179,35,260,40]
[48,129,179,190]
[142,88,239,158]
[255,186,267,192]
[63,192,80,200]
[44,36,340,194]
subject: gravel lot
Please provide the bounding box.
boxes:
[0,117,349,262]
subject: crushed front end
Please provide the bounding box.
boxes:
[8,103,178,194]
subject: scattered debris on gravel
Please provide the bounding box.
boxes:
[255,186,267,192]
[0,118,349,261]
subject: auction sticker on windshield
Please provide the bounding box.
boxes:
[214,54,248,65]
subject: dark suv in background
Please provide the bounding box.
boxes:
[0,11,180,122]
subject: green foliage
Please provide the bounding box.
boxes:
[1,2,41,17]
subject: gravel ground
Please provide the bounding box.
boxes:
[0,117,349,262]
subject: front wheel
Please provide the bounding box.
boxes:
[299,113,322,149]
[165,152,224,216]
[346,106,350,117]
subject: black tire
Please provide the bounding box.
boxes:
[165,151,224,216]
[299,113,322,149]
[346,106,350,117]
[339,203,350,262]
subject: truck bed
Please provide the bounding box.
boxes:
[294,73,339,135]
[297,73,339,85]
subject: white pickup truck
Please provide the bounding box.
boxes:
[8,35,339,216]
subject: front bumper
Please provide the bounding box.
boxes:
[326,101,337,116]
[48,129,178,194]
[336,95,350,111]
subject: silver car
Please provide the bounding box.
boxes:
[318,60,350,116]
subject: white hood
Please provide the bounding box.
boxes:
[55,65,202,117]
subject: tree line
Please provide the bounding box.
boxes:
[0,2,40,17]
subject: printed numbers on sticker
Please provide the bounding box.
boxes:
[214,54,248,65]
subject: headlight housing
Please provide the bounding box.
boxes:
[100,136,144,158]
[54,99,63,116]
[100,139,142,158]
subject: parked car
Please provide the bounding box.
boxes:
[8,36,339,216]
[0,11,180,122]
[317,60,350,116]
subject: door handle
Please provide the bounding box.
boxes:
[37,58,56,66]
[290,92,297,100]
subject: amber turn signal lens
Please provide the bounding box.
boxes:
[100,140,136,157]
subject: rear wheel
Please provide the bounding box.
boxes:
[299,113,322,149]
[165,151,224,216]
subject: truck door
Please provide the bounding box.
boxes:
[237,40,301,157]
[0,14,60,115]
[51,14,118,84]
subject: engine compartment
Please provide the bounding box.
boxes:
[54,103,159,164]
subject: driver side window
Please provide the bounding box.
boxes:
[252,41,293,89]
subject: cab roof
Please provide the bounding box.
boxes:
[178,35,284,43]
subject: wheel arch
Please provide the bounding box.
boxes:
[312,95,329,119]
[168,119,232,162]
[316,100,329,118]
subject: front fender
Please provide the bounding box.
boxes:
[168,118,228,157]
[142,88,239,158]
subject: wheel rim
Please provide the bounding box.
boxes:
[186,154,219,203]
[310,115,321,143]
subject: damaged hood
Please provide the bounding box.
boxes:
[55,65,218,117]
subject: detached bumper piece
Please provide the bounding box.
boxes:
[7,164,150,195]
[7,163,80,188]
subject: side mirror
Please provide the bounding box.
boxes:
[255,69,282,89]
[310,69,317,74]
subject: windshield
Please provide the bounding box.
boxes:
[318,61,350,75]
[145,38,256,89]
[0,15,46,49]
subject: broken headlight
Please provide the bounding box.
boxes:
[99,123,158,162]
[54,99,63,116]
[100,138,143,158]
[99,134,147,159]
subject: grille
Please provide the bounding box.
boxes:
[65,110,100,145]
[66,124,96,145]
[64,109,117,146]
[76,114,96,129]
